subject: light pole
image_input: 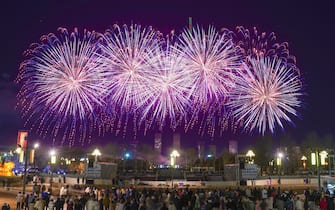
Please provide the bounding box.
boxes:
[277,152,283,175]
[311,150,328,191]
[170,150,180,189]
[207,154,215,172]
[33,143,39,168]
[92,148,101,163]
[170,150,180,168]
[17,136,28,195]
[301,156,307,170]
[49,149,56,192]
[246,150,255,164]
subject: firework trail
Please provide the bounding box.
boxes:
[16,28,110,145]
[232,26,299,73]
[229,56,302,134]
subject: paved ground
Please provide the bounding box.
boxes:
[0,189,16,208]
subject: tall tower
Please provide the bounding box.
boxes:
[154,133,162,156]
[172,133,181,151]
[197,141,205,159]
[229,140,238,154]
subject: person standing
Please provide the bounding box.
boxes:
[103,195,110,210]
[86,197,97,210]
[326,194,334,210]
[261,188,268,200]
[16,191,24,210]
[295,196,303,210]
[260,199,267,210]
[320,195,327,210]
[48,199,55,210]
[34,198,45,210]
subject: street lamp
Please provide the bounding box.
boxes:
[92,148,101,163]
[32,143,39,168]
[246,150,255,164]
[301,155,307,169]
[170,150,180,168]
[277,152,283,175]
[320,150,328,166]
[49,149,56,192]
[17,138,29,196]
[311,150,328,191]
[170,150,180,189]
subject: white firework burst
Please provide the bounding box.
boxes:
[176,25,242,104]
[16,28,110,144]
[136,42,193,130]
[229,56,302,134]
[100,24,161,113]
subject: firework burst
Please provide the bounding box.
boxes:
[175,26,242,136]
[136,42,193,131]
[100,24,161,111]
[16,28,109,145]
[229,56,302,134]
[16,24,304,144]
[176,26,241,104]
[98,24,165,136]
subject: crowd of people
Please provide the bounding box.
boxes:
[11,184,335,210]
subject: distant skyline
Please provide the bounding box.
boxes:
[0,1,334,148]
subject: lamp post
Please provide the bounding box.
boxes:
[16,136,28,195]
[49,149,56,192]
[301,156,307,170]
[277,152,283,175]
[19,136,29,196]
[33,143,39,168]
[170,150,180,168]
[246,150,255,164]
[170,150,180,189]
[92,148,101,163]
[311,150,328,191]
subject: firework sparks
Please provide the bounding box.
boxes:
[16,24,304,144]
[176,26,241,104]
[229,56,302,134]
[16,28,110,145]
[100,24,161,111]
[232,26,299,72]
[136,42,193,130]
[175,26,242,136]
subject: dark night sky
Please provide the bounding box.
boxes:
[0,0,334,151]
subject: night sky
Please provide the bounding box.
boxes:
[0,0,334,151]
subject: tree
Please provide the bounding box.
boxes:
[303,131,320,152]
[101,143,121,160]
[183,147,196,169]
[322,134,334,149]
[279,134,300,174]
[254,134,273,175]
[136,143,159,170]
[221,149,235,165]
